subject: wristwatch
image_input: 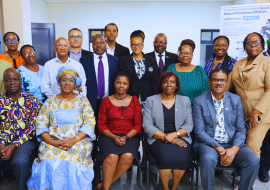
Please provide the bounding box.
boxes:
[176,132,180,137]
[125,134,130,141]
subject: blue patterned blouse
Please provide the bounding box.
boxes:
[166,64,210,104]
[18,64,46,104]
[204,56,237,77]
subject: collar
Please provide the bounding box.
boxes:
[106,44,115,51]
[1,89,30,99]
[70,48,82,54]
[155,51,165,57]
[94,52,107,59]
[55,56,71,64]
[211,92,225,103]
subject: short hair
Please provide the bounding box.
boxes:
[3,32,20,42]
[178,39,196,52]
[130,30,145,41]
[157,71,180,95]
[213,35,230,46]
[114,69,131,84]
[20,45,36,57]
[68,28,83,36]
[243,32,265,51]
[209,68,228,79]
[105,23,118,32]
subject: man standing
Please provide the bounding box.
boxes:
[80,34,119,159]
[104,23,130,59]
[0,68,41,190]
[146,33,179,75]
[40,37,86,97]
[193,68,259,190]
[68,28,91,62]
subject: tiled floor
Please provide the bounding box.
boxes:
[1,166,269,190]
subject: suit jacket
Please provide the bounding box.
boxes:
[143,94,193,145]
[146,51,179,74]
[193,91,246,153]
[80,52,119,114]
[119,54,159,102]
[68,49,91,58]
[114,43,130,59]
[227,53,270,123]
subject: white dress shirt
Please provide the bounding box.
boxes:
[155,51,165,68]
[106,44,115,56]
[94,52,109,99]
[40,56,87,97]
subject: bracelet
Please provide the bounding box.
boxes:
[75,135,80,141]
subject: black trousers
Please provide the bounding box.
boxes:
[260,129,270,172]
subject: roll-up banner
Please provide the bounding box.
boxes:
[220,3,270,60]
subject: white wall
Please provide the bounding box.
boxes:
[45,1,233,65]
[30,0,49,23]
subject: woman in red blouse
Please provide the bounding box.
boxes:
[97,70,142,190]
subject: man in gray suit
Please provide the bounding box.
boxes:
[193,68,259,190]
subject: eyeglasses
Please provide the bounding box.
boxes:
[57,43,70,48]
[23,51,35,57]
[154,41,167,45]
[69,35,82,40]
[210,78,228,84]
[4,78,20,83]
[5,39,18,43]
[131,43,144,48]
[61,78,75,84]
[178,52,193,57]
[93,42,105,46]
[246,40,262,46]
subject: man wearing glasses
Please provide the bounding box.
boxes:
[68,28,91,62]
[193,68,259,190]
[40,37,87,97]
[146,33,179,75]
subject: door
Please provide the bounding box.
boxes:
[31,23,55,66]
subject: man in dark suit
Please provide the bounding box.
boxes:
[80,34,119,159]
[68,28,91,61]
[146,33,179,75]
[193,68,259,190]
[104,23,130,59]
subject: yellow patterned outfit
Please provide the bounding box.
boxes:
[27,95,96,190]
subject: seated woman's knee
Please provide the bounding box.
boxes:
[121,153,134,164]
[104,154,119,165]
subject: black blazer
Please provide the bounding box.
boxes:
[80,52,119,114]
[146,51,179,74]
[119,54,159,102]
[68,49,91,59]
[114,43,130,59]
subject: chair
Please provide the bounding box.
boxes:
[93,151,142,188]
[193,158,240,190]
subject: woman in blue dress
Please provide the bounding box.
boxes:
[166,39,209,105]
[18,45,46,104]
[204,36,237,77]
[27,66,96,190]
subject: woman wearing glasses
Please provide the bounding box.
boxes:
[18,45,46,104]
[204,36,237,77]
[0,32,25,68]
[119,30,159,110]
[166,39,209,105]
[227,32,270,161]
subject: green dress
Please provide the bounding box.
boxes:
[166,64,210,104]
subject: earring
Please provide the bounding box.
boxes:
[176,87,177,89]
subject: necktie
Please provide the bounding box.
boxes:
[158,54,164,74]
[98,56,105,98]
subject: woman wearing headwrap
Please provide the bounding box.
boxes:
[119,30,159,111]
[27,66,96,190]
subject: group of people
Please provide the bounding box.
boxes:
[0,22,269,190]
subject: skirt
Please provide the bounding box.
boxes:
[148,138,191,170]
[98,134,140,163]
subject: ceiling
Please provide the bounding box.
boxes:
[44,0,234,2]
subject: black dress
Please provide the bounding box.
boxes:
[148,103,191,170]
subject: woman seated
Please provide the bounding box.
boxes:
[143,71,194,190]
[27,66,96,190]
[97,70,142,190]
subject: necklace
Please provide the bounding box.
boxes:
[114,93,127,100]
[7,51,20,59]
[214,57,224,63]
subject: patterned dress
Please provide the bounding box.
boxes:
[166,64,210,104]
[204,57,237,77]
[27,95,96,190]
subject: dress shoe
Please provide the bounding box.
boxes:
[258,170,269,182]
